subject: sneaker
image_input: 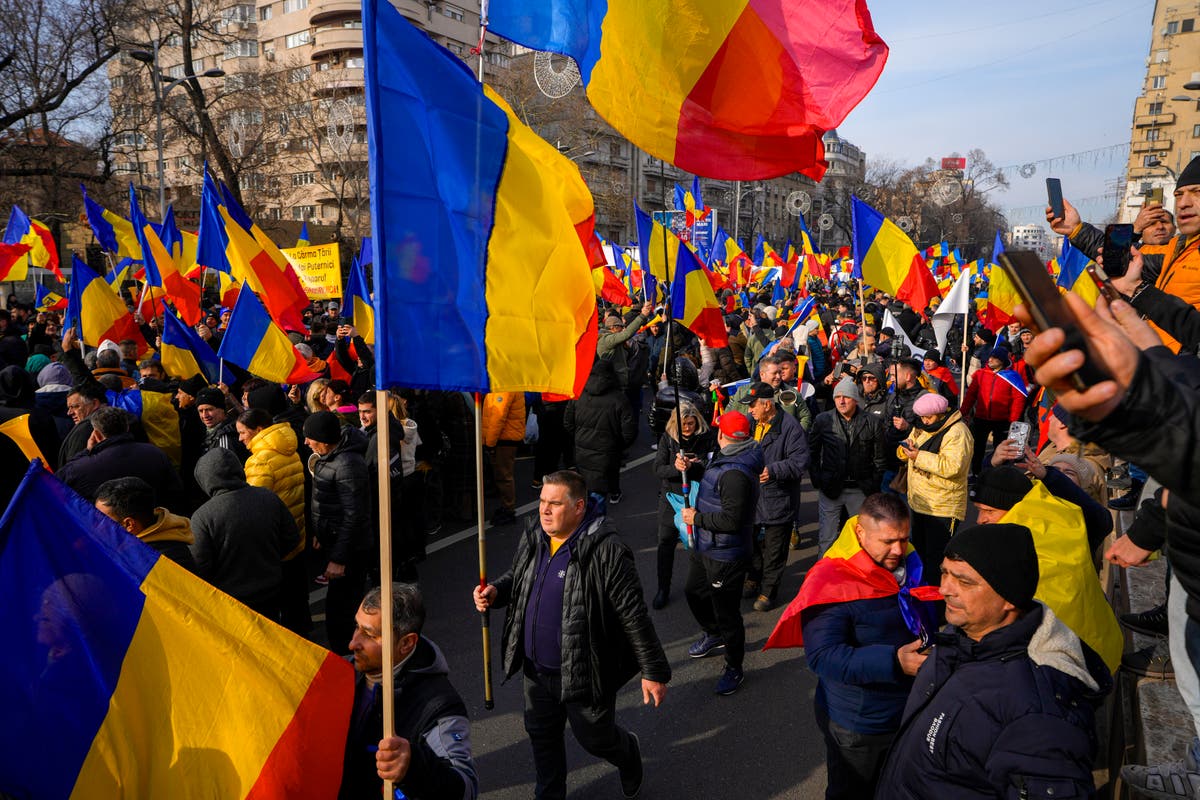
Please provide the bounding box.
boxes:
[742,579,761,600]
[1106,464,1133,490]
[608,492,623,505]
[1121,755,1200,799]
[714,665,745,696]
[489,507,517,527]
[688,633,726,658]
[1121,641,1174,680]
[753,594,774,613]
[652,588,669,610]
[1121,603,1169,638]
[620,732,643,799]
[650,443,658,451]
[530,479,543,490]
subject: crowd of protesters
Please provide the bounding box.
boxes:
[3,154,1199,799]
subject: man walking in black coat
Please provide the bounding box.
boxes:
[190,448,300,620]
[565,358,636,504]
[473,470,669,800]
[877,523,1109,798]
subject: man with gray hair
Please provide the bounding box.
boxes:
[342,583,478,800]
[809,377,887,556]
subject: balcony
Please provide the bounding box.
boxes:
[1135,112,1175,127]
[310,26,363,60]
[309,0,360,26]
[1132,140,1173,153]
[311,66,364,95]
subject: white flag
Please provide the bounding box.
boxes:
[932,266,972,352]
[882,307,920,357]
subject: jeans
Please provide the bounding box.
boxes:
[815,706,894,800]
[1168,573,1200,742]
[817,488,866,557]
[684,552,748,669]
[522,665,639,800]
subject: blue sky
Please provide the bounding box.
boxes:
[837,0,1155,228]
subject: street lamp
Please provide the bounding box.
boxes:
[730,182,764,244]
[1146,157,1178,181]
[128,43,224,216]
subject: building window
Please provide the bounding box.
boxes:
[222,4,254,24]
[344,56,364,69]
[1147,128,1161,141]
[1151,75,1166,89]
[1154,49,1169,63]
[285,30,311,48]
[165,63,186,79]
[225,40,258,58]
[1194,123,1200,137]
[289,65,310,82]
[292,172,315,186]
[1143,155,1158,167]
[1184,19,1195,32]
[164,32,182,46]
[259,4,272,20]
[282,0,308,12]
[1166,20,1180,34]
[292,205,315,220]
[1148,101,1163,115]
[442,4,464,21]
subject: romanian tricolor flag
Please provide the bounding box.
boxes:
[217,270,243,309]
[157,205,199,279]
[82,185,141,262]
[850,196,941,314]
[635,203,680,305]
[217,287,318,385]
[670,241,727,347]
[0,462,353,798]
[1056,239,1100,306]
[136,282,167,322]
[34,283,68,312]
[342,255,376,346]
[63,255,148,356]
[130,186,202,326]
[923,241,950,259]
[999,479,1123,671]
[674,176,710,227]
[161,306,221,382]
[764,516,940,649]
[296,221,310,248]
[0,242,31,281]
[982,234,1020,332]
[199,173,308,333]
[487,0,888,181]
[364,0,598,397]
[3,206,61,281]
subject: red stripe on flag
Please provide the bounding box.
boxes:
[243,651,354,800]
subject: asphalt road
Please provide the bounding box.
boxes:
[315,415,831,799]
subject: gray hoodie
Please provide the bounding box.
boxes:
[190,449,300,612]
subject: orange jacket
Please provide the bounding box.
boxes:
[482,392,526,447]
[1150,235,1200,352]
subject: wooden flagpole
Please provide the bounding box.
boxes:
[475,393,494,709]
[375,388,397,798]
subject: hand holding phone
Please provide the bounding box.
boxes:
[1046,178,1064,220]
[1101,224,1134,279]
[1007,421,1030,454]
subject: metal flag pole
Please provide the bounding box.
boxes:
[375,388,397,799]
[660,213,694,545]
[959,272,972,409]
[475,392,494,709]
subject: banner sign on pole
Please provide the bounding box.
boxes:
[281,243,343,300]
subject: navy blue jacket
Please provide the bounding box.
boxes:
[754,406,809,525]
[801,595,914,735]
[877,604,1110,800]
[693,442,763,561]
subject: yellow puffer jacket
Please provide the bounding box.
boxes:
[482,392,526,447]
[246,422,306,557]
[899,410,973,521]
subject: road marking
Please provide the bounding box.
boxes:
[427,452,659,554]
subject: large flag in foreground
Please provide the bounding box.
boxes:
[365,0,597,395]
[0,462,353,797]
[487,0,888,181]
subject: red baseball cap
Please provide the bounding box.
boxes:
[717,411,751,441]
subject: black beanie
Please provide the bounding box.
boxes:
[195,387,225,410]
[923,349,942,366]
[969,465,1032,510]
[179,375,208,398]
[303,410,342,445]
[247,384,287,417]
[944,523,1040,611]
[976,327,996,345]
[1178,155,1200,190]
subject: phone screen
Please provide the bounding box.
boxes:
[1103,224,1134,279]
[1046,178,1064,219]
[1147,186,1164,204]
[997,250,1111,390]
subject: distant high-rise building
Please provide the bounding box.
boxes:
[1010,224,1052,261]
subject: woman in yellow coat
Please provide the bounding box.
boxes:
[897,392,973,583]
[237,407,311,633]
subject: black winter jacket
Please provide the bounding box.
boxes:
[340,637,477,800]
[809,408,886,498]
[565,360,636,493]
[755,406,810,524]
[877,604,1109,800]
[56,432,184,510]
[492,507,671,705]
[310,425,370,564]
[190,449,299,610]
[653,426,717,494]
